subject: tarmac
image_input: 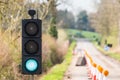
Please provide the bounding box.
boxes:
[63,51,89,80]
[63,40,120,80]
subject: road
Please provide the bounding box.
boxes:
[64,39,120,80]
[63,51,88,80]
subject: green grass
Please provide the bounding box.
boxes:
[109,53,120,61]
[81,31,101,40]
[106,52,120,62]
[66,29,120,61]
[66,29,101,41]
[40,42,76,80]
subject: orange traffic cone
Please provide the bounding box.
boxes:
[103,70,109,80]
[92,75,96,80]
[97,65,103,80]
[92,62,97,80]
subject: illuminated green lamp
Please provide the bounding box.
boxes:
[25,59,38,72]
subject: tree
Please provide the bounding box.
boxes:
[47,0,58,38]
[56,10,75,28]
[89,0,120,46]
[76,10,94,31]
[48,17,58,39]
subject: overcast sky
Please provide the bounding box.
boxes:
[57,0,101,16]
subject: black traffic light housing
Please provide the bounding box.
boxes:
[22,19,41,37]
[22,10,42,75]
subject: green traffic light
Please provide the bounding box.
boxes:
[25,59,38,72]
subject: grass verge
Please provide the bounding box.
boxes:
[94,42,120,62]
[40,41,76,80]
[66,29,101,41]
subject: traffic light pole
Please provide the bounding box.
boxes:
[30,75,34,80]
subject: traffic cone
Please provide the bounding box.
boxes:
[88,64,92,79]
[88,58,93,79]
[103,70,109,80]
[96,69,99,80]
[97,65,103,80]
[103,76,107,80]
[92,62,97,80]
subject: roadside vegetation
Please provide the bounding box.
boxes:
[66,29,101,41]
[89,0,120,48]
[66,29,120,62]
[94,43,120,62]
[0,0,70,80]
[1,0,120,80]
[40,42,76,80]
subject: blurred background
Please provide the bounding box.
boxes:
[0,0,120,80]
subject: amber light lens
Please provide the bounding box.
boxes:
[25,40,39,54]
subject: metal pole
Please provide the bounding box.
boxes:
[30,75,34,80]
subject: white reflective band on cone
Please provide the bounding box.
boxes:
[99,73,103,80]
[103,76,107,80]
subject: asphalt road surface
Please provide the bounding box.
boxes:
[64,39,120,80]
[63,52,88,80]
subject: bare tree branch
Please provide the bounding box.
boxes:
[0,1,8,4]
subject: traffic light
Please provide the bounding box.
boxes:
[22,19,42,75]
